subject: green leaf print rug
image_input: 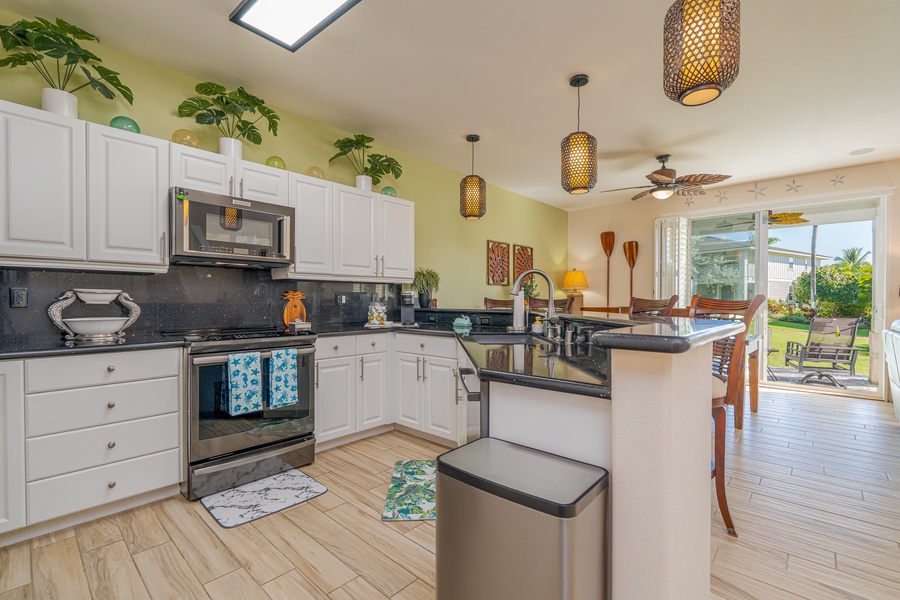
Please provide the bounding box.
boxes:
[381,460,436,521]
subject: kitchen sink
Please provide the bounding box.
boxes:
[466,333,551,346]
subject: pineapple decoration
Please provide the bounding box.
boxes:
[282,290,307,327]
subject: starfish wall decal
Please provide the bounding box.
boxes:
[830,174,845,186]
[785,180,803,193]
[684,197,694,206]
[748,183,766,199]
[716,190,728,203]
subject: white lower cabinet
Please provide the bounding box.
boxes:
[22,348,181,526]
[315,334,388,444]
[393,334,459,444]
[0,361,25,535]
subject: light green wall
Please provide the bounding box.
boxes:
[0,8,568,309]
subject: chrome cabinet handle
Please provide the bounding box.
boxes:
[240,178,244,198]
[107,441,116,449]
[107,401,116,409]
[416,356,421,380]
[423,358,427,380]
[107,365,116,372]
[360,356,364,381]
[108,481,117,489]
[160,233,167,264]
[315,363,319,388]
[229,176,234,195]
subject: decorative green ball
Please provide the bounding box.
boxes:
[381,186,397,197]
[265,156,286,170]
[109,116,140,134]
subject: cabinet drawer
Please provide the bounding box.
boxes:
[25,348,180,393]
[27,413,179,481]
[27,448,179,525]
[395,334,457,358]
[356,333,387,355]
[26,376,179,437]
[315,335,356,359]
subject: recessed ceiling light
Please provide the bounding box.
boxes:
[230,0,362,52]
[849,147,875,155]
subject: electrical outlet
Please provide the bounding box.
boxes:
[10,287,27,308]
[335,293,348,306]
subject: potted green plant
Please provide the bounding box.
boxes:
[329,134,402,191]
[0,17,133,118]
[412,267,441,309]
[177,82,280,159]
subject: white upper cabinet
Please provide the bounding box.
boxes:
[379,195,415,280]
[0,100,86,260]
[289,173,333,275]
[333,183,378,277]
[87,124,168,266]
[170,144,289,206]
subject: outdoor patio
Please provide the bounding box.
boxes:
[766,365,875,393]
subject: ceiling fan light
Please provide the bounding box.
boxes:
[651,187,676,199]
[561,131,598,194]
[663,0,740,106]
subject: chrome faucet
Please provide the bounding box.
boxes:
[510,269,559,332]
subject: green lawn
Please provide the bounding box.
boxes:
[767,319,870,375]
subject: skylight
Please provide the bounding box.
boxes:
[230,0,362,52]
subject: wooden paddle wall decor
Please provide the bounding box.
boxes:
[487,240,510,285]
[623,241,638,300]
[600,231,615,303]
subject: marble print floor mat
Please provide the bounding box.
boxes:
[381,460,437,521]
[200,469,327,528]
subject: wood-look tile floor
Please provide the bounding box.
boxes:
[1,391,898,599]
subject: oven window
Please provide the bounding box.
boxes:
[196,353,312,442]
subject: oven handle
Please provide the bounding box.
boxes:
[192,346,316,366]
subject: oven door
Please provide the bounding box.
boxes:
[188,346,315,463]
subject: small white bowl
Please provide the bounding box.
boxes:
[63,317,128,335]
[73,289,122,305]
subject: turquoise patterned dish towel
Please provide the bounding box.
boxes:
[269,348,299,409]
[227,352,262,416]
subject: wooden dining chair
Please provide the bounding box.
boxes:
[529,297,571,312]
[689,293,766,536]
[483,297,514,309]
[582,306,625,314]
[627,295,678,319]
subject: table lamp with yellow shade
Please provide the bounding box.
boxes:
[562,269,589,315]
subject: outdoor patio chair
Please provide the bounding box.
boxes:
[783,317,861,387]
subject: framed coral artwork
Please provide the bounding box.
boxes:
[513,244,533,283]
[486,240,510,285]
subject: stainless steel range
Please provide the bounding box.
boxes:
[170,327,317,500]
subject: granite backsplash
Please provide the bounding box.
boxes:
[0,265,399,337]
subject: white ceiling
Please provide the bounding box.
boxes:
[4,0,899,210]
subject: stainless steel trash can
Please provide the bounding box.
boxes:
[436,437,609,600]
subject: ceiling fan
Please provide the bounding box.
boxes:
[597,154,731,201]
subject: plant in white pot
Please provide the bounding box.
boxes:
[177,82,280,160]
[329,134,402,191]
[0,17,133,118]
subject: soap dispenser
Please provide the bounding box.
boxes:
[532,316,544,335]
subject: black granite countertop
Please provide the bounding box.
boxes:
[558,314,745,353]
[0,332,186,360]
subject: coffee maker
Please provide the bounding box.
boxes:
[400,291,416,325]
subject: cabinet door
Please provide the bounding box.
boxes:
[87,124,168,265]
[170,144,233,195]
[357,353,387,430]
[290,173,333,275]
[423,356,458,442]
[333,184,377,277]
[395,352,423,430]
[0,101,86,259]
[236,160,289,205]
[379,196,415,280]
[0,361,25,534]
[315,357,356,443]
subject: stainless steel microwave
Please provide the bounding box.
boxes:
[170,187,294,268]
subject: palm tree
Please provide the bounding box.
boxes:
[834,247,871,272]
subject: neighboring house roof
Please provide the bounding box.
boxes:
[693,236,830,259]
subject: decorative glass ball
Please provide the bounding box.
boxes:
[306,166,325,179]
[381,186,397,197]
[265,156,286,170]
[171,129,199,148]
[109,116,140,133]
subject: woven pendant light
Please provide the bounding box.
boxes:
[663,0,741,106]
[460,134,486,220]
[561,74,597,194]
